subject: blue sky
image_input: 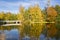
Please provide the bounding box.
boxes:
[0,0,60,14]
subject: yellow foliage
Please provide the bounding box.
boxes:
[19,6,25,13]
[0,13,5,19]
[17,13,24,21]
[27,5,45,37]
[4,13,11,20]
[18,5,45,38]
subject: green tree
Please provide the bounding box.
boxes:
[55,5,60,40]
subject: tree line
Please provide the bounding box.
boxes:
[0,5,60,40]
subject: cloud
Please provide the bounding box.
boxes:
[0,0,46,8]
[0,0,43,13]
[0,0,45,13]
[0,1,30,8]
[0,0,60,13]
[0,1,32,13]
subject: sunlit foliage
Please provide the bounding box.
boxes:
[18,5,45,40]
[0,4,60,40]
[46,7,58,37]
[0,12,5,20]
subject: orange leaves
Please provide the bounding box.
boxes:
[46,7,58,37]
[47,24,57,37]
[47,7,57,17]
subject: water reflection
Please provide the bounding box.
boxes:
[6,29,19,40]
[0,29,19,40]
[0,29,60,40]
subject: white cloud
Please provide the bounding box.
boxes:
[0,1,31,7]
[0,0,45,8]
[0,0,46,13]
[0,1,31,13]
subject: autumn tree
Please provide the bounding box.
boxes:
[0,12,5,20]
[18,5,45,40]
[46,7,58,38]
[17,6,25,40]
[28,5,45,40]
[0,12,18,30]
[0,12,17,20]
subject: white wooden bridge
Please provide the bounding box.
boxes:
[0,20,55,26]
[0,20,22,26]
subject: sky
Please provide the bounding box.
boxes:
[0,0,60,14]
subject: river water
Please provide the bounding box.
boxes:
[0,29,60,40]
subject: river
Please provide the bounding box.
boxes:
[0,29,60,40]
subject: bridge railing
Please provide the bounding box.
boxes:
[0,20,22,26]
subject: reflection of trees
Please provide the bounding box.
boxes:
[0,26,19,31]
[0,4,60,40]
[0,26,11,30]
[46,7,58,40]
[18,5,45,40]
[42,5,60,40]
[54,5,60,40]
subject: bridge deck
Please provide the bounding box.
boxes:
[0,20,22,26]
[1,24,21,26]
[0,20,21,22]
